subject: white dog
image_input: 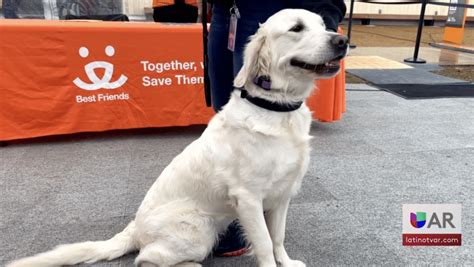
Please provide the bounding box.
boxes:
[8,9,348,267]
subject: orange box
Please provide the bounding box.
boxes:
[443,0,470,45]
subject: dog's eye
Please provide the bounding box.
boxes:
[289,23,304,33]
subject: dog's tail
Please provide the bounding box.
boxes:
[7,221,137,267]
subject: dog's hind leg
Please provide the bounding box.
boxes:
[135,240,209,267]
[134,212,217,267]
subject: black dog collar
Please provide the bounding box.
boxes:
[238,89,303,112]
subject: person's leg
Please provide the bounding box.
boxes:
[153,4,197,23]
[209,1,284,111]
[232,0,285,76]
[207,3,234,112]
[213,220,247,257]
[174,1,198,22]
[3,0,20,19]
[153,6,167,22]
[208,4,247,256]
[211,0,286,258]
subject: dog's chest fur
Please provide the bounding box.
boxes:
[138,94,312,218]
[212,95,313,206]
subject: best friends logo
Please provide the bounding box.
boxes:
[73,45,130,104]
[73,45,128,91]
[403,204,461,246]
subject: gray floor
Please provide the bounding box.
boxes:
[347,68,469,85]
[349,47,474,66]
[1,84,473,266]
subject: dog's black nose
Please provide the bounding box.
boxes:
[331,35,348,50]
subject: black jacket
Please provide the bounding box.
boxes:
[207,0,346,31]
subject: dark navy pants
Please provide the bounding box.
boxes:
[207,1,285,112]
[3,0,21,18]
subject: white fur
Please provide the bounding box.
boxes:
[7,9,346,267]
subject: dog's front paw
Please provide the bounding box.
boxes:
[281,259,306,267]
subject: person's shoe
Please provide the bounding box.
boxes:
[213,220,247,257]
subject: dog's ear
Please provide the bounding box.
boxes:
[234,28,270,88]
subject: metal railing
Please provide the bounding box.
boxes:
[346,0,474,63]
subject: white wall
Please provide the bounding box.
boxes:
[122,0,152,18]
[346,0,474,17]
[120,0,474,20]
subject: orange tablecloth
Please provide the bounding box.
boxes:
[0,20,345,141]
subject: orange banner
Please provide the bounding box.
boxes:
[0,20,345,141]
[0,20,215,141]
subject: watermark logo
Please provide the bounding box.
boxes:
[410,212,426,228]
[73,45,127,90]
[403,204,461,246]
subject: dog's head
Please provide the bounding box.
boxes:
[234,9,348,102]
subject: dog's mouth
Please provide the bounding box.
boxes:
[290,55,344,75]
